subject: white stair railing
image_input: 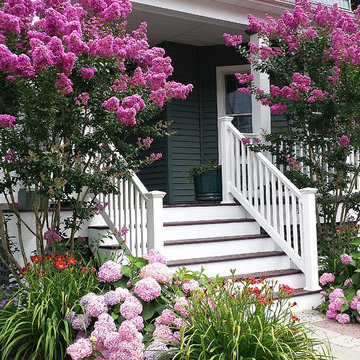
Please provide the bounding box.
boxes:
[97,174,165,257]
[219,116,320,291]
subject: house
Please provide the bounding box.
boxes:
[94,0,355,310]
[1,0,352,309]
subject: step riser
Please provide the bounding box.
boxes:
[168,255,291,277]
[164,237,279,260]
[164,222,260,240]
[292,293,323,312]
[163,205,249,222]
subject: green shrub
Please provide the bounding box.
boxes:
[173,277,333,360]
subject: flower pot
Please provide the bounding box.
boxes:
[18,189,46,210]
[193,168,222,202]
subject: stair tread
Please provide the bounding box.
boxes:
[88,225,109,230]
[164,218,256,227]
[164,203,239,208]
[167,251,286,266]
[227,268,302,280]
[164,234,269,246]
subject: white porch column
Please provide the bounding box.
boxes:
[146,191,166,252]
[250,33,271,138]
[300,187,321,291]
[218,116,235,203]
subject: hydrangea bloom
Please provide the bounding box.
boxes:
[341,253,352,265]
[134,277,162,301]
[104,290,122,306]
[143,249,167,265]
[67,338,93,360]
[182,279,200,293]
[336,313,350,324]
[98,261,122,282]
[319,272,335,286]
[120,295,143,320]
[140,262,173,285]
[144,341,170,360]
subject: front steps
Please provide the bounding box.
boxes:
[87,202,322,311]
[163,203,322,311]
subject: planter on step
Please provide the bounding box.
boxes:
[193,168,222,202]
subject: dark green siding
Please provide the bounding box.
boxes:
[199,45,247,162]
[139,41,285,204]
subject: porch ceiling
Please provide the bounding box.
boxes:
[127,3,250,46]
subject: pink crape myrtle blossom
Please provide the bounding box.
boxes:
[338,136,350,148]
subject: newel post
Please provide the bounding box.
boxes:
[300,187,321,291]
[218,116,234,203]
[146,191,166,253]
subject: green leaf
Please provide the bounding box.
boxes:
[351,253,360,259]
[344,288,356,301]
[341,303,350,312]
[121,265,132,278]
[141,301,155,321]
[111,312,119,320]
[353,273,360,287]
[134,257,148,268]
[144,323,155,332]
[113,278,128,288]
[350,238,360,246]
[93,350,105,358]
[125,254,135,263]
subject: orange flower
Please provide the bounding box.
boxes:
[67,257,77,266]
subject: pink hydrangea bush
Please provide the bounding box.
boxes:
[66,250,200,360]
[319,250,360,324]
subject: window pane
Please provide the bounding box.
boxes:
[225,74,252,133]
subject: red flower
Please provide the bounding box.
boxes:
[290,314,300,323]
[31,255,42,264]
[90,267,96,273]
[257,295,270,304]
[55,261,68,270]
[279,284,294,296]
[55,255,65,262]
[80,267,89,273]
[19,262,31,276]
[67,257,77,266]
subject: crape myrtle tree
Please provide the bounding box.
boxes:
[0,0,193,282]
[225,0,360,244]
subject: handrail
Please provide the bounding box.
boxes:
[219,116,320,290]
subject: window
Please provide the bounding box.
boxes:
[217,65,253,134]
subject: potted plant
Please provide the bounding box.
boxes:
[188,160,222,202]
